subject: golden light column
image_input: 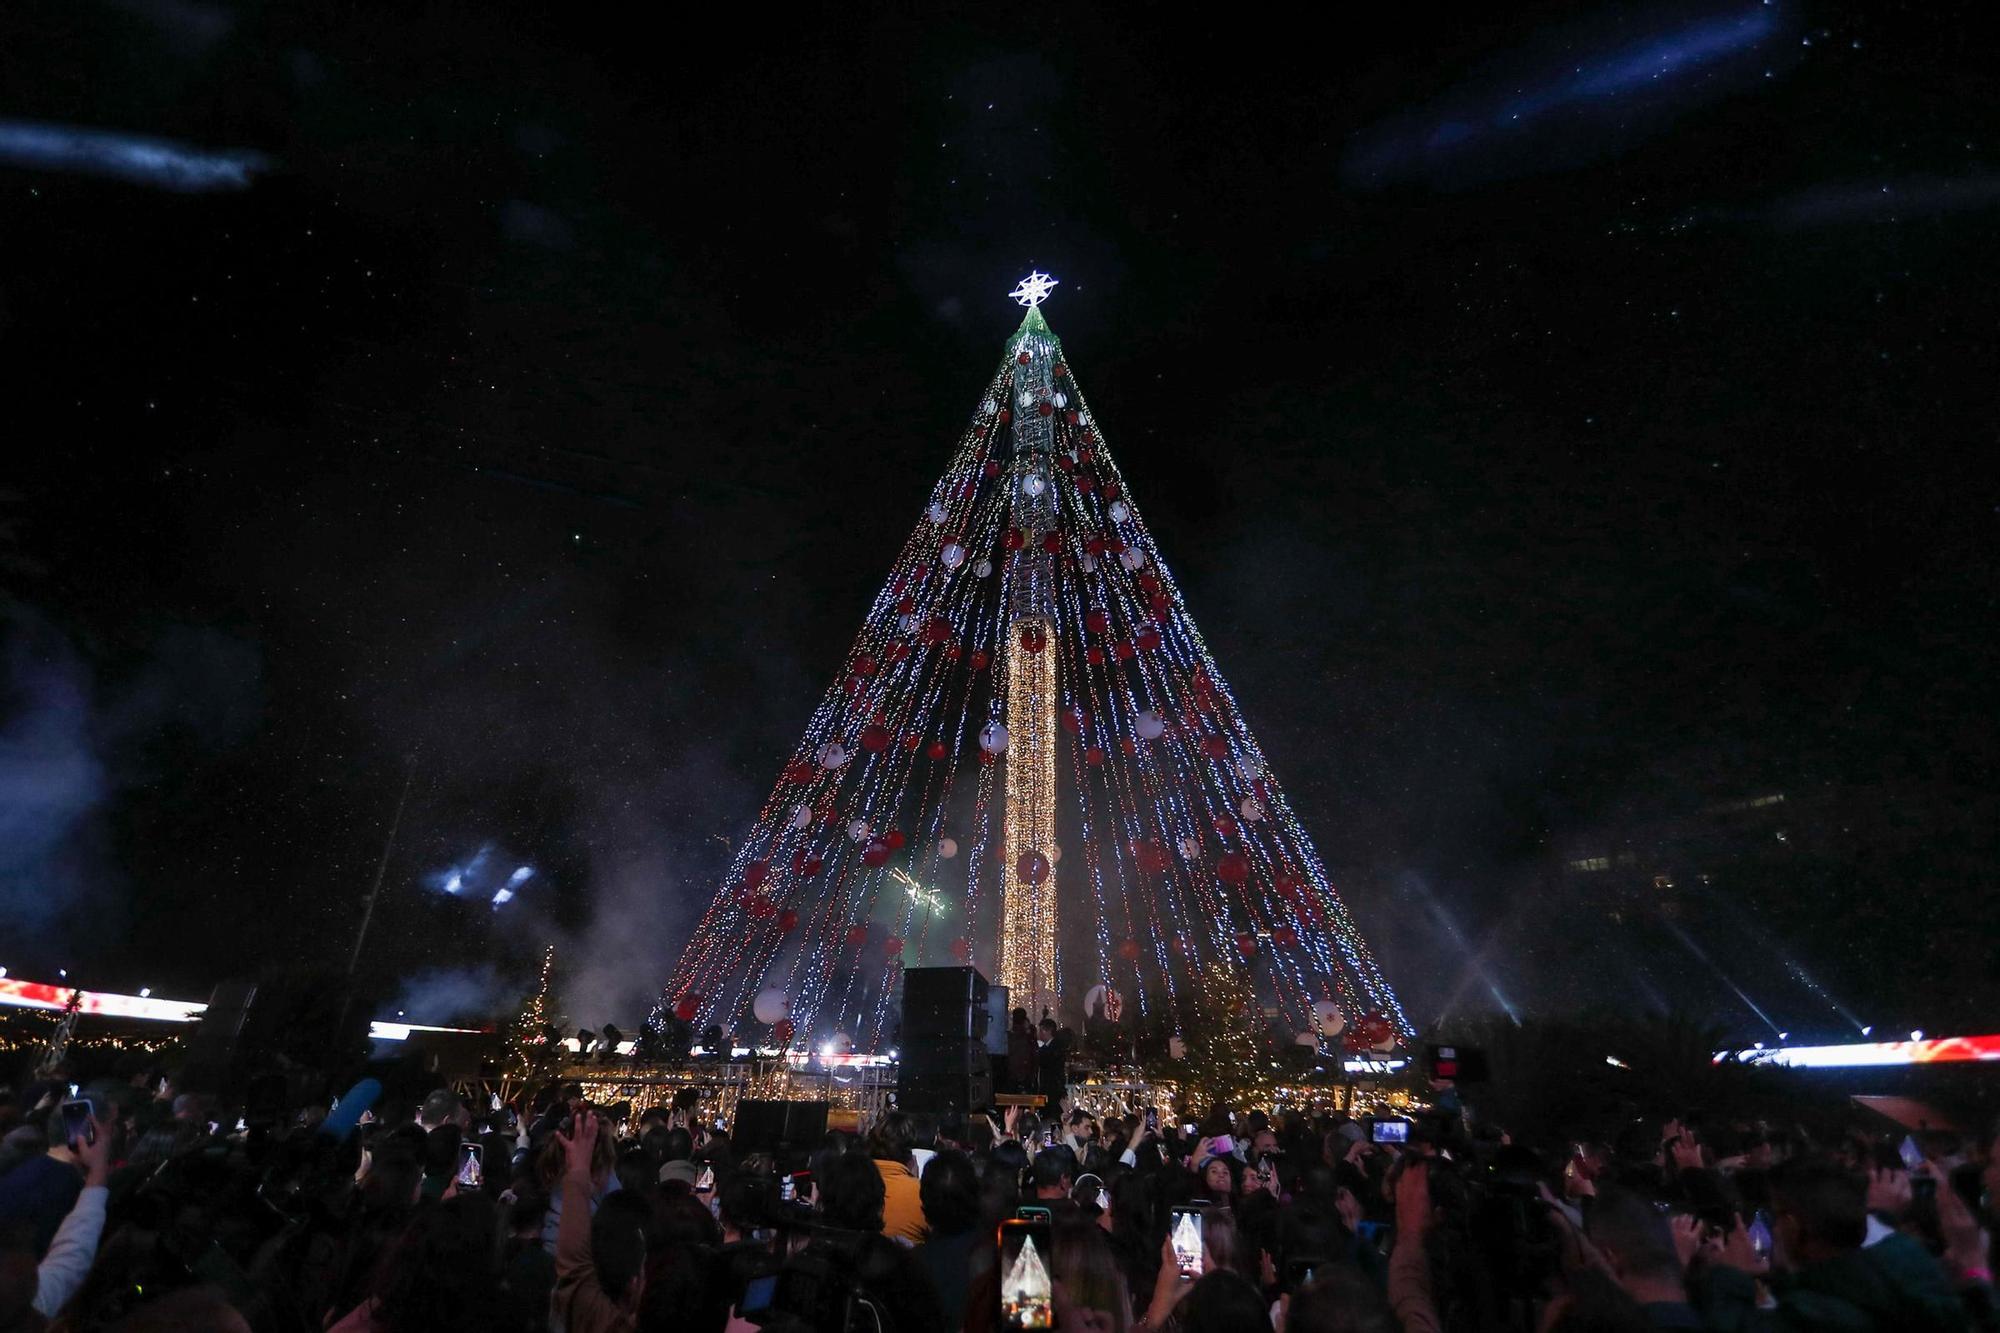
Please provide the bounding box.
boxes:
[999,617,1058,1017]
[995,299,1063,1021]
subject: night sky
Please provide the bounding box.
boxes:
[3,1,1994,1038]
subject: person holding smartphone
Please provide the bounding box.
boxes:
[0,1092,113,1257]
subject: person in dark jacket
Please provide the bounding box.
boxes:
[912,1150,982,1331]
[1696,1162,1966,1332]
[1005,1009,1036,1094]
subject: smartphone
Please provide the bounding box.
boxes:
[1145,1107,1158,1132]
[779,1175,795,1202]
[1043,1127,1057,1149]
[740,1272,778,1317]
[695,1165,715,1194]
[59,1099,96,1151]
[456,1142,484,1189]
[1168,1203,1206,1279]
[1897,1135,1924,1172]
[1015,1205,1053,1224]
[1182,1122,1197,1136]
[1747,1210,1773,1261]
[997,1217,1054,1329]
[1369,1118,1410,1145]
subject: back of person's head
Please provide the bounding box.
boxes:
[1108,1171,1159,1242]
[717,1168,773,1236]
[372,1192,502,1332]
[1012,1007,1030,1030]
[867,1110,914,1165]
[1286,1265,1399,1333]
[361,1134,425,1210]
[1772,1161,1866,1256]
[1032,1146,1074,1192]
[654,1190,722,1253]
[1174,1269,1266,1333]
[919,1148,981,1235]
[418,1087,461,1129]
[592,1189,654,1302]
[1586,1186,1683,1284]
[1053,1216,1131,1332]
[104,1284,253,1332]
[820,1148,887,1232]
[659,1126,693,1162]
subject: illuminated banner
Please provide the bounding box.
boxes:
[1723,1033,2000,1069]
[0,978,206,1023]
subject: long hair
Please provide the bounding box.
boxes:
[368,1194,503,1332]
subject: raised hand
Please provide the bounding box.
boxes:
[554,1109,599,1181]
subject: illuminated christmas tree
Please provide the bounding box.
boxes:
[654,276,1407,1053]
[506,946,562,1079]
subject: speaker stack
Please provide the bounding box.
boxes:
[896,966,995,1114]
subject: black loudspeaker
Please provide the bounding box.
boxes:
[896,1039,995,1115]
[983,984,1011,1056]
[732,1099,829,1155]
[901,966,990,1040]
[182,980,258,1090]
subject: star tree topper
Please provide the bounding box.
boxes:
[1008,270,1059,308]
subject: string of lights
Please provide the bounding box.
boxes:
[650,289,1409,1056]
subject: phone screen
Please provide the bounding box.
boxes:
[456,1142,484,1189]
[997,1218,1054,1329]
[695,1165,715,1193]
[1370,1118,1409,1144]
[1897,1135,1924,1172]
[1169,1204,1206,1279]
[59,1099,96,1151]
[779,1175,795,1202]
[1145,1108,1158,1131]
[740,1273,778,1315]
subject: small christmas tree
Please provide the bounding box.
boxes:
[506,946,565,1081]
[1175,961,1279,1113]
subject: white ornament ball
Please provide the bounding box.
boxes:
[1079,411,1092,426]
[927,501,948,524]
[1119,548,1147,571]
[1108,500,1130,524]
[984,399,998,415]
[818,741,848,770]
[789,803,812,830]
[979,720,1010,755]
[898,613,917,634]
[938,837,959,859]
[1237,755,1261,781]
[975,559,994,578]
[1313,1000,1346,1037]
[1017,389,1034,408]
[831,1030,853,1053]
[941,542,966,570]
[1178,837,1200,859]
[1053,391,1068,408]
[752,987,790,1025]
[1240,796,1266,822]
[847,818,871,843]
[1135,710,1166,741]
[1022,473,1047,498]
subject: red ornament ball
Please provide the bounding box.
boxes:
[860,724,892,753]
[792,848,823,878]
[1085,645,1105,666]
[983,459,1001,478]
[1041,531,1061,553]
[1053,362,1068,377]
[949,936,972,959]
[1003,527,1025,551]
[1203,735,1231,761]
[854,654,877,677]
[1171,934,1193,956]
[1017,350,1032,365]
[785,760,815,785]
[778,908,800,931]
[969,649,990,671]
[1235,931,1259,957]
[1084,607,1109,635]
[862,839,891,868]
[773,1018,795,1043]
[846,924,869,946]
[901,732,921,751]
[1076,474,1097,494]
[1036,400,1054,417]
[1117,938,1142,961]
[1016,851,1051,885]
[1103,482,1121,499]
[673,995,699,1022]
[884,936,904,956]
[926,740,949,760]
[744,859,770,889]
[1084,536,1106,556]
[884,829,905,850]
[1214,816,1238,838]
[1217,852,1251,883]
[1271,925,1298,947]
[1085,745,1105,766]
[1135,627,1162,652]
[998,407,1011,424]
[1113,639,1135,661]
[1019,623,1047,653]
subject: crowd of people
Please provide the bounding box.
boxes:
[0,1055,1994,1332]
